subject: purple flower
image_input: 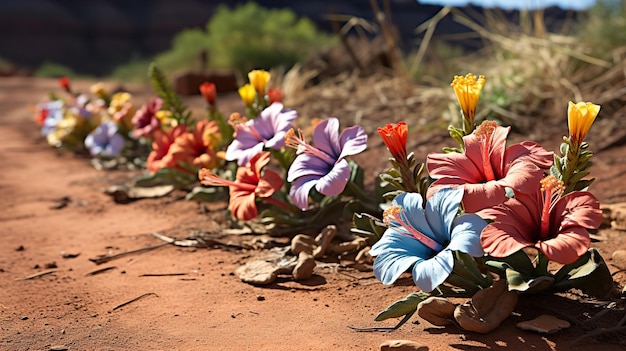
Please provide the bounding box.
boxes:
[225,102,297,166]
[131,97,162,139]
[286,117,368,210]
[84,121,125,157]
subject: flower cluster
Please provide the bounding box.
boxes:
[357,73,613,333]
[35,78,137,158]
[195,69,376,227]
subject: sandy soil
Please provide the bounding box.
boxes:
[1,77,625,351]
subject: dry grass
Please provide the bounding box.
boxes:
[274,5,626,151]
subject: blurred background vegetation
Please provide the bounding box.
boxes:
[1,0,624,140]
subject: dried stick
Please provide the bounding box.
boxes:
[112,292,159,311]
[85,267,117,276]
[16,269,57,280]
[89,242,170,265]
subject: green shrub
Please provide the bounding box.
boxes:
[154,2,335,75]
[154,29,211,73]
[578,0,626,57]
[34,61,76,78]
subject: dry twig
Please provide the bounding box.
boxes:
[16,269,57,281]
[112,292,159,311]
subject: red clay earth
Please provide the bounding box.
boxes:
[1,77,625,351]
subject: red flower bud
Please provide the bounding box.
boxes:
[199,82,216,106]
[59,76,71,93]
[267,87,284,104]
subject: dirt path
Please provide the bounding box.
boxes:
[1,77,624,351]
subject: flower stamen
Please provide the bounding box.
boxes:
[199,168,256,191]
[285,128,336,165]
[473,120,497,182]
[539,176,565,239]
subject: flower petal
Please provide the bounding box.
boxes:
[229,191,258,221]
[412,250,454,292]
[225,139,264,166]
[338,125,368,159]
[287,154,331,182]
[289,175,318,210]
[553,191,602,231]
[370,230,431,285]
[462,181,507,213]
[315,159,350,197]
[481,221,534,257]
[425,187,464,243]
[536,226,591,264]
[448,214,486,257]
[313,118,340,159]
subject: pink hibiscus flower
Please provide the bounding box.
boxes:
[427,121,553,212]
[479,176,602,264]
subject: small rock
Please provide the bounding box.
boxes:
[355,246,373,264]
[380,339,429,351]
[611,250,626,270]
[49,345,68,351]
[292,252,316,280]
[516,314,570,334]
[291,234,315,255]
[417,297,456,326]
[236,260,280,285]
[313,225,337,259]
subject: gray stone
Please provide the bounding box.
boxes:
[236,260,280,285]
[611,250,626,270]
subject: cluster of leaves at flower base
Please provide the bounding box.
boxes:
[352,73,616,331]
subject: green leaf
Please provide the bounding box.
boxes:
[572,178,595,191]
[551,248,613,297]
[484,250,535,276]
[506,268,554,293]
[374,292,430,321]
[351,212,386,244]
[148,62,189,124]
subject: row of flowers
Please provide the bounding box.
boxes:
[34,68,616,333]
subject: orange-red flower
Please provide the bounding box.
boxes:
[377,121,408,161]
[268,87,284,104]
[199,82,216,106]
[146,125,188,173]
[59,76,71,93]
[199,151,283,221]
[168,120,221,171]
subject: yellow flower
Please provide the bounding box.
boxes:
[248,70,270,94]
[238,84,257,106]
[568,101,600,145]
[155,110,178,128]
[47,114,81,147]
[450,73,485,129]
[90,82,108,99]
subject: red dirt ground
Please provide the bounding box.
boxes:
[1,77,625,351]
